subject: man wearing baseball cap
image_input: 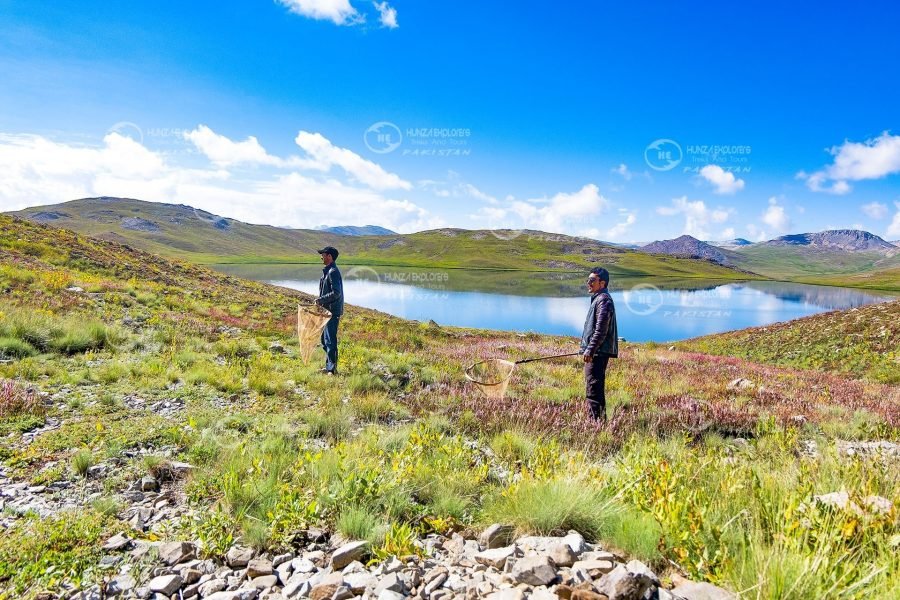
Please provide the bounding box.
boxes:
[580,266,618,420]
[315,246,343,375]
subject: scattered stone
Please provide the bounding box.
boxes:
[247,556,274,578]
[485,588,525,600]
[226,546,256,568]
[596,565,654,600]
[330,541,369,569]
[571,559,616,578]
[549,543,578,567]
[102,533,132,551]
[159,541,197,566]
[671,581,736,600]
[251,574,279,589]
[107,574,136,596]
[480,524,516,549]
[140,475,159,492]
[814,490,894,516]
[148,574,182,596]
[726,378,754,391]
[475,545,516,569]
[378,590,405,600]
[511,556,557,586]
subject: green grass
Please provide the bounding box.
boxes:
[0,212,897,598]
[678,299,900,383]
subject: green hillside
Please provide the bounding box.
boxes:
[0,214,898,597]
[731,244,900,281]
[11,197,757,280]
[0,215,900,598]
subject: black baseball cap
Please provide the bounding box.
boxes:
[317,246,339,259]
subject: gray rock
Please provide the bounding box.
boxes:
[330,541,369,570]
[377,590,405,600]
[273,553,293,567]
[511,556,557,586]
[549,543,578,567]
[423,571,448,596]
[140,475,159,492]
[479,524,516,550]
[671,581,736,600]
[561,532,586,555]
[374,572,405,596]
[159,541,197,566]
[148,574,182,596]
[474,546,516,569]
[251,574,279,589]
[199,578,227,596]
[107,574,136,596]
[597,565,654,600]
[102,533,132,551]
[292,557,317,573]
[625,560,659,586]
[247,557,274,579]
[484,589,525,600]
[283,576,312,599]
[205,591,261,600]
[227,546,256,568]
[571,559,616,578]
[344,572,377,593]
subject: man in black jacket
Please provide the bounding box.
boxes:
[580,267,618,420]
[315,246,344,375]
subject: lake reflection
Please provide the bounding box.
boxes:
[214,264,898,342]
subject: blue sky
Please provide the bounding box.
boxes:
[2,0,900,241]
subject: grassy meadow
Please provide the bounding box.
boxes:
[0,214,898,598]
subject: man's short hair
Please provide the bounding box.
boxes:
[590,267,610,284]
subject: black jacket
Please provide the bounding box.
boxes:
[580,289,618,358]
[317,264,344,317]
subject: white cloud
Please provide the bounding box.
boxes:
[762,197,791,233]
[373,1,398,28]
[509,184,610,233]
[720,227,736,240]
[611,163,632,181]
[746,224,768,242]
[699,165,745,194]
[604,210,637,240]
[887,202,900,237]
[861,201,889,220]
[183,126,411,191]
[800,132,900,194]
[0,130,433,233]
[294,131,411,190]
[656,196,730,240]
[184,125,296,168]
[277,0,362,25]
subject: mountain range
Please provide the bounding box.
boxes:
[9,197,747,280]
[8,197,900,290]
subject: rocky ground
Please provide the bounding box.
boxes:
[59,525,737,600]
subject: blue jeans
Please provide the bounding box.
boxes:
[321,315,340,372]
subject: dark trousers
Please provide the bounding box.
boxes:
[321,315,340,372]
[584,355,610,420]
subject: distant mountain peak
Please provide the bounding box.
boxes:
[641,235,733,265]
[760,229,897,254]
[317,225,397,236]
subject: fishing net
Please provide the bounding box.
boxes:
[297,304,332,363]
[465,359,516,399]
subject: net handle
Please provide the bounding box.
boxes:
[514,351,581,365]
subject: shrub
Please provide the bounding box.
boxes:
[0,379,44,418]
[482,478,607,537]
[337,505,380,541]
[71,449,94,478]
[0,337,37,359]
